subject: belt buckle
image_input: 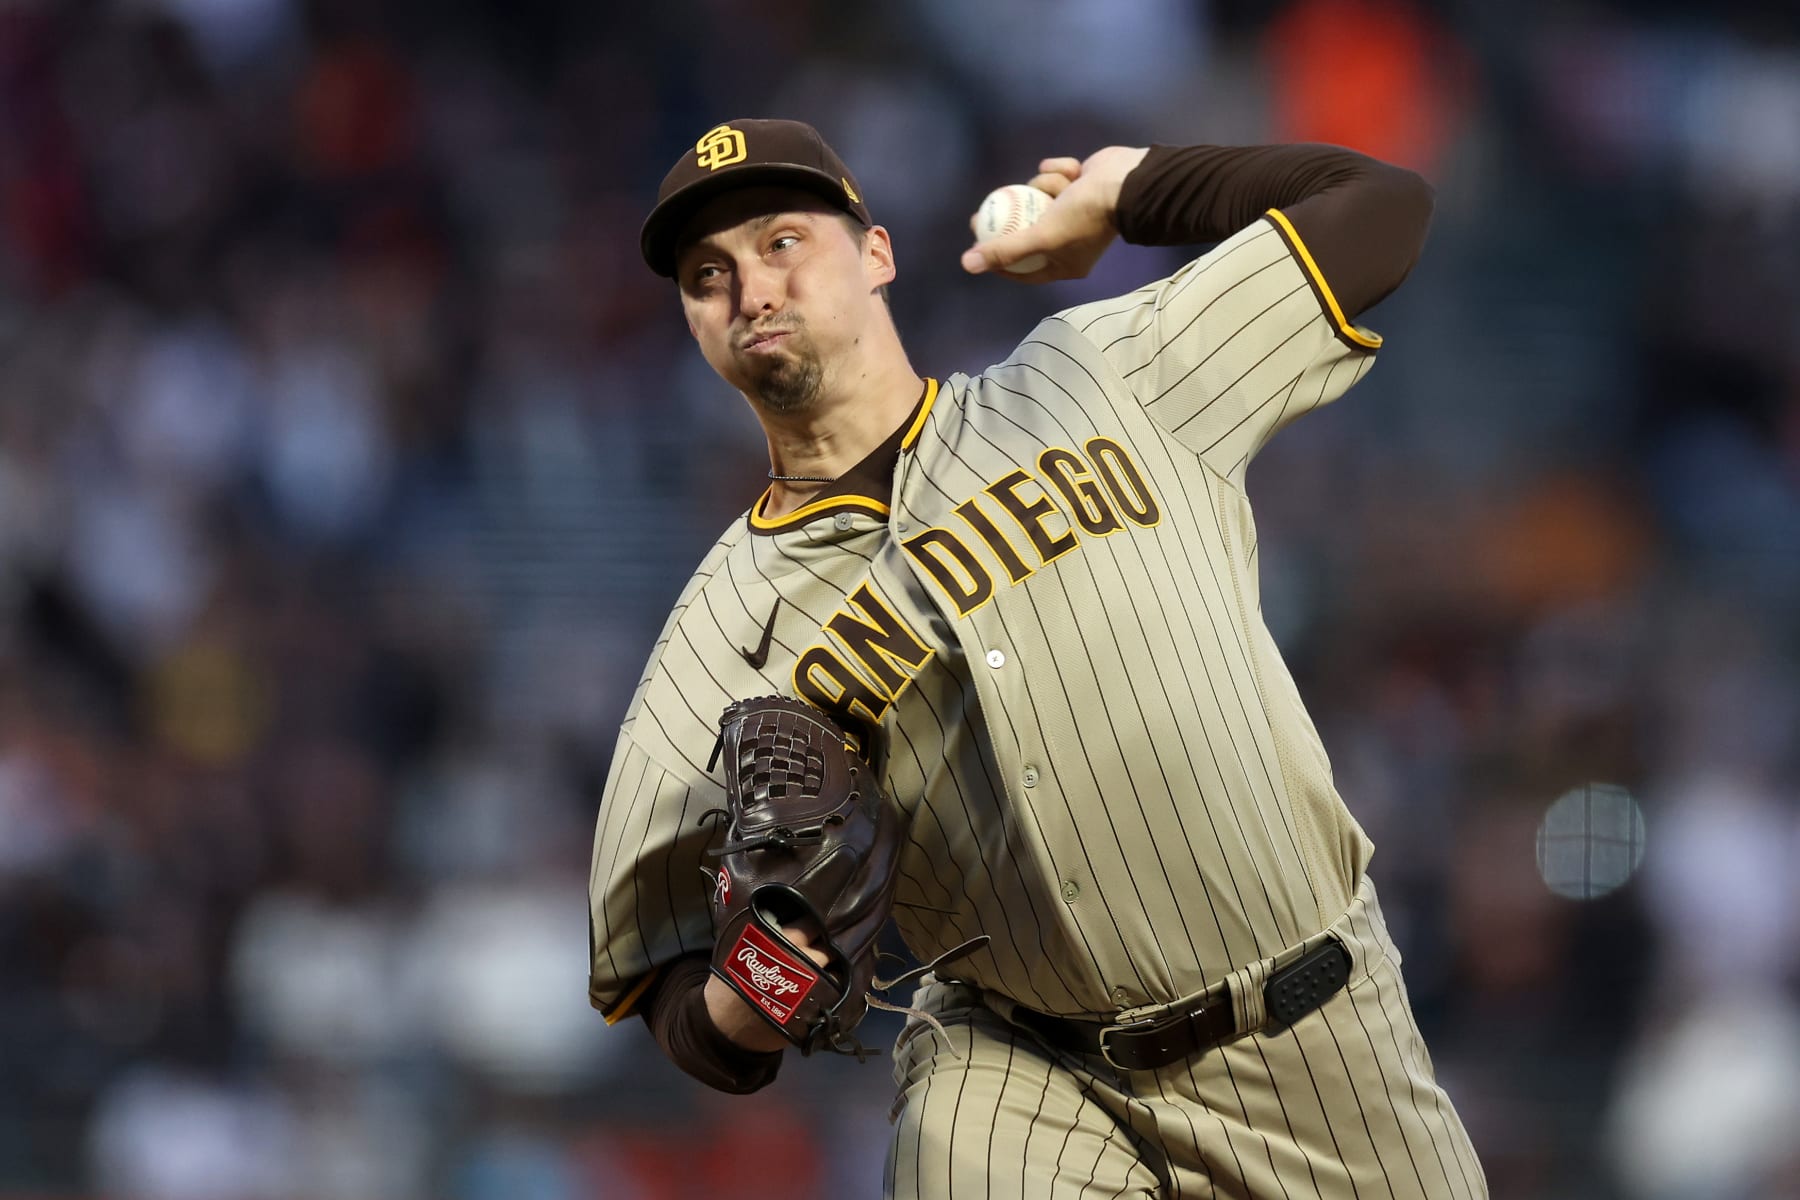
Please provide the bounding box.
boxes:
[1095,1009,1172,1072]
[1095,1022,1134,1072]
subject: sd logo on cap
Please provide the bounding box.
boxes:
[640,118,873,278]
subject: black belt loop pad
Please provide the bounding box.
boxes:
[1263,937,1352,1030]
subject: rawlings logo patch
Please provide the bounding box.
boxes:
[723,924,818,1023]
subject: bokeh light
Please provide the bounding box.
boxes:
[1535,783,1647,900]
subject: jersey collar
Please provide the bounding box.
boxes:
[746,378,938,536]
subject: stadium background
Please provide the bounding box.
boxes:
[1,0,1797,1196]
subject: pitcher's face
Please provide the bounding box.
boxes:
[675,187,894,414]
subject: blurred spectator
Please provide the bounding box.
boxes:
[407,880,619,1091]
[1263,0,1474,173]
[1607,988,1800,1200]
[87,1066,296,1200]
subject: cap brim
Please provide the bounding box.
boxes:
[640,164,866,278]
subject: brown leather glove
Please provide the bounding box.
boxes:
[701,696,909,1057]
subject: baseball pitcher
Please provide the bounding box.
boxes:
[588,117,1486,1198]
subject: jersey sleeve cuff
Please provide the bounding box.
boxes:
[598,964,660,1025]
[1262,208,1383,353]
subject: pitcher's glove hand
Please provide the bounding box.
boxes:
[700,696,907,1057]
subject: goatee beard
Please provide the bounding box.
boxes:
[749,348,824,414]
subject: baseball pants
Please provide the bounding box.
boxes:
[884,878,1486,1199]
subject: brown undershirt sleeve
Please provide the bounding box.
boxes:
[640,954,784,1094]
[1115,143,1434,321]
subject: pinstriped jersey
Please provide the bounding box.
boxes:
[591,212,1383,1021]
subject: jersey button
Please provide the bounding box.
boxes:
[1022,766,1040,787]
[895,520,910,533]
[1060,880,1080,903]
[1111,985,1134,1007]
[833,513,853,530]
[986,649,1006,668]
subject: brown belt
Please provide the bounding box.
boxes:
[1009,938,1352,1072]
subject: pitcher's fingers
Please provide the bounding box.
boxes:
[1039,156,1082,178]
[1029,172,1072,197]
[961,236,1041,275]
[781,924,833,968]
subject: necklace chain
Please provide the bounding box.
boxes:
[768,470,837,484]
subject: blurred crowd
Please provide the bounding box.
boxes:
[0,0,1796,1197]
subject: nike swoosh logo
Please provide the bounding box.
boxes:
[740,599,780,669]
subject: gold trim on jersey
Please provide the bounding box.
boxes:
[899,377,941,451]
[1262,208,1383,352]
[749,491,891,531]
[602,965,659,1025]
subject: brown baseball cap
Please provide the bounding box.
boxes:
[640,119,872,278]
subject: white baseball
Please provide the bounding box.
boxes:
[974,183,1052,274]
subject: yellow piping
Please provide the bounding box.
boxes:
[900,378,940,450]
[603,965,659,1025]
[1264,208,1383,350]
[749,491,891,530]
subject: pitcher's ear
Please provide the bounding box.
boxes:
[864,225,897,288]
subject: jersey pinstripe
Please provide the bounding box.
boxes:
[590,213,1385,1022]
